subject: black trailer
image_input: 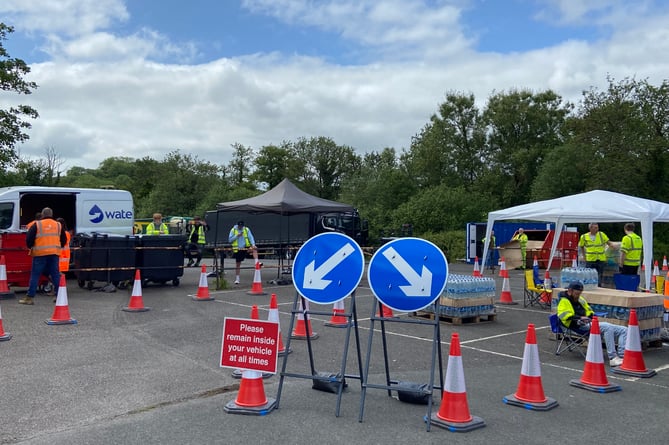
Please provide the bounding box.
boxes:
[136,234,186,286]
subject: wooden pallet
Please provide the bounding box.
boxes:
[411,311,497,325]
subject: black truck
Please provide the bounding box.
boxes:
[204,209,368,257]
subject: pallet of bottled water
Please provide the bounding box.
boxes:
[560,267,599,290]
[434,274,497,319]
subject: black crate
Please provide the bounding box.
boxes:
[72,233,137,288]
[137,235,186,286]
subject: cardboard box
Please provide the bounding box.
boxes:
[440,296,494,308]
[552,288,663,308]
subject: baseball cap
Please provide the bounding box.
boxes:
[237,220,244,226]
[568,281,584,291]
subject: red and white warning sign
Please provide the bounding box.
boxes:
[220,317,279,374]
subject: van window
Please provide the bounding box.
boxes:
[0,202,13,230]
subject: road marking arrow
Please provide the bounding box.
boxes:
[303,243,355,290]
[382,247,432,296]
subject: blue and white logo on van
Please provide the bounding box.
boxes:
[89,205,104,223]
[88,204,134,224]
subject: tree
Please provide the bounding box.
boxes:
[228,143,254,186]
[482,89,571,208]
[291,136,360,200]
[403,92,487,189]
[0,23,38,171]
[252,142,303,189]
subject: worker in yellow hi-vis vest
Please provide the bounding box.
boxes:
[512,228,529,269]
[578,222,614,287]
[619,222,642,276]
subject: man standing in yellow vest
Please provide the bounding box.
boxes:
[19,207,67,305]
[145,213,169,235]
[512,228,529,269]
[228,221,260,285]
[185,216,209,267]
[619,222,642,276]
[578,222,614,287]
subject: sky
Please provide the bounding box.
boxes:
[1,0,668,172]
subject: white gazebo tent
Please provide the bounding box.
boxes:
[481,190,669,289]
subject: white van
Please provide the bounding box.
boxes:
[0,186,134,235]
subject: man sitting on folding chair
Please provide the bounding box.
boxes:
[557,281,627,367]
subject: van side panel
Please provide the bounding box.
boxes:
[77,191,134,235]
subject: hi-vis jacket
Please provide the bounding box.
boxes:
[557,292,594,330]
[578,231,609,262]
[229,227,251,252]
[621,232,643,266]
[27,219,65,257]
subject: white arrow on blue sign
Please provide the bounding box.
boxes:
[292,232,364,304]
[367,237,448,312]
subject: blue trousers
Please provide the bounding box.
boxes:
[28,255,61,297]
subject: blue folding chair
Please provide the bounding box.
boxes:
[548,314,588,358]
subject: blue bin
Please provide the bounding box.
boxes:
[613,273,640,291]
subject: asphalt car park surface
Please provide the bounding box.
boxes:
[1,261,668,444]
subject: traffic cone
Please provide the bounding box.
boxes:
[571,254,578,268]
[662,256,668,271]
[472,257,482,277]
[291,298,318,340]
[0,304,12,341]
[664,271,669,298]
[540,270,552,305]
[267,293,291,356]
[612,309,656,378]
[325,298,349,327]
[232,305,273,379]
[497,269,517,305]
[0,256,15,300]
[430,333,485,432]
[46,275,77,325]
[192,264,214,301]
[503,324,558,410]
[569,317,621,393]
[498,256,506,277]
[247,262,267,295]
[225,306,277,415]
[122,270,150,312]
[376,302,397,318]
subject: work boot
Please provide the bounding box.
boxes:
[18,296,34,305]
[187,260,194,267]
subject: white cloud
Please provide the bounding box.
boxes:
[0,0,128,35]
[3,0,669,173]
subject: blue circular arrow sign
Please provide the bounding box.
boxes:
[367,237,448,312]
[292,232,365,304]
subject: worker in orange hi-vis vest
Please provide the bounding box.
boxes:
[56,218,72,273]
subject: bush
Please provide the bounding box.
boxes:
[419,230,466,263]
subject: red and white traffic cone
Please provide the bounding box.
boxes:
[376,301,397,318]
[497,268,517,305]
[612,309,656,378]
[122,270,150,312]
[569,317,621,393]
[430,333,485,432]
[225,306,277,415]
[325,298,349,328]
[498,256,506,277]
[504,324,558,410]
[232,305,273,379]
[662,256,668,272]
[472,257,482,277]
[267,293,291,356]
[46,275,77,325]
[291,298,318,340]
[247,262,267,295]
[193,264,214,301]
[0,304,12,341]
[0,256,15,300]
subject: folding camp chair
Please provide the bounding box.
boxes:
[524,269,551,309]
[548,314,588,358]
